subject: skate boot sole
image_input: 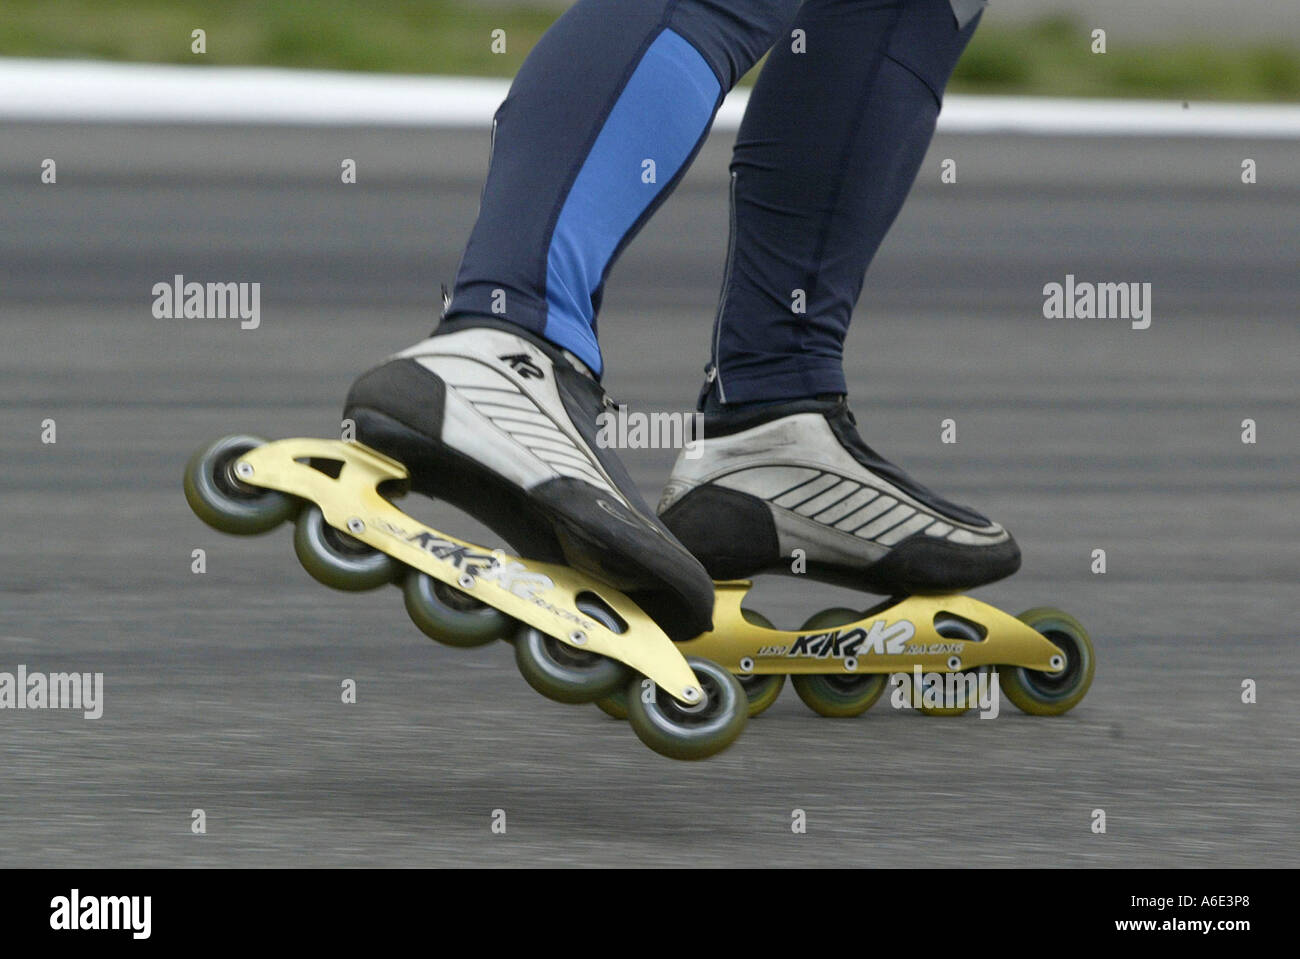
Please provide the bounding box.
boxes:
[348,406,708,638]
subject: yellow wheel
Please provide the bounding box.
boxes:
[999,607,1095,716]
[737,673,786,717]
[594,686,630,720]
[735,608,785,717]
[792,672,888,717]
[789,607,887,718]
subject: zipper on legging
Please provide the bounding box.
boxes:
[705,169,739,407]
[695,363,717,410]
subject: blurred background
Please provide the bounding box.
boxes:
[2,0,1298,100]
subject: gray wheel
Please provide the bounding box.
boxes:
[625,658,748,761]
[914,615,987,716]
[403,571,512,648]
[293,505,399,591]
[596,608,785,722]
[598,673,767,722]
[999,607,1095,716]
[183,435,297,535]
[514,625,630,704]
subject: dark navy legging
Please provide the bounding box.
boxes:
[446,0,981,404]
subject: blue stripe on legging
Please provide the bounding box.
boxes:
[544,28,720,375]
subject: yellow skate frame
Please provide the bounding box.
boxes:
[680,582,1067,676]
[234,439,703,704]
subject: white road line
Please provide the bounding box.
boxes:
[4,58,1300,138]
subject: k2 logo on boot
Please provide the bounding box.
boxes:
[499,353,543,379]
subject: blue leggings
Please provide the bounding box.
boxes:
[446,0,981,404]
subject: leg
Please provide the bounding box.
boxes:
[660,1,1020,595]
[446,0,800,377]
[706,0,982,405]
[346,0,801,641]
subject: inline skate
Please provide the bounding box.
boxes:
[183,323,748,760]
[184,435,747,759]
[595,393,1094,719]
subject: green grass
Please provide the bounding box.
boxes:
[950,15,1300,101]
[0,0,557,76]
[2,2,1297,102]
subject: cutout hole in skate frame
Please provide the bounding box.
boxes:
[376,477,410,501]
[574,592,628,635]
[932,612,987,641]
[297,456,344,479]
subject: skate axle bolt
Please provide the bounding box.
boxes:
[234,461,254,479]
[738,657,755,674]
[568,630,588,646]
[844,656,858,672]
[346,517,366,535]
[682,686,701,703]
[947,655,962,671]
[1049,654,1065,672]
[457,573,475,590]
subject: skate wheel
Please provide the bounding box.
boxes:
[403,571,511,648]
[293,505,400,591]
[734,608,784,717]
[594,687,629,721]
[513,625,630,704]
[625,658,747,760]
[791,673,888,718]
[183,435,297,535]
[914,615,987,717]
[738,673,786,718]
[596,672,766,722]
[788,607,887,717]
[911,667,992,717]
[999,607,1095,716]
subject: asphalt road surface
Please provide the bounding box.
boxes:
[1,122,1297,867]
